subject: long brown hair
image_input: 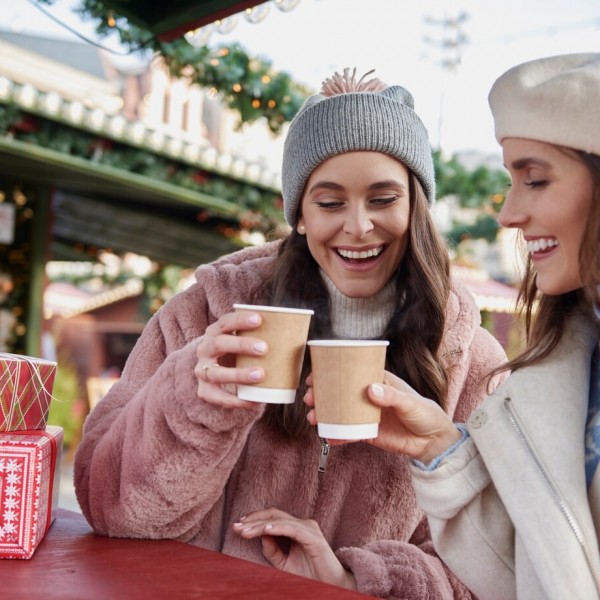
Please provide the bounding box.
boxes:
[261,173,451,437]
[493,149,600,376]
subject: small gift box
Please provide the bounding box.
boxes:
[0,425,63,559]
[0,354,57,432]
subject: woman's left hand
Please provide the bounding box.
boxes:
[233,508,357,590]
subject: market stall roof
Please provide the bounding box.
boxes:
[451,265,518,313]
[99,0,270,41]
[0,138,245,265]
[0,72,283,266]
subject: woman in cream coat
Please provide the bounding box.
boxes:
[326,53,600,599]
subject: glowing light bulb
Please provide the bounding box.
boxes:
[245,5,270,23]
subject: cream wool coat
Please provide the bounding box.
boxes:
[74,241,506,599]
[412,313,600,600]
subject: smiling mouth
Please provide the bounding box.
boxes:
[526,238,558,255]
[336,246,385,262]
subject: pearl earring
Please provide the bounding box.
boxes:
[297,224,306,234]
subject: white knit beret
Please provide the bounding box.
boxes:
[489,52,600,155]
[281,85,435,226]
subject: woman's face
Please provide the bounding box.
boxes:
[298,151,411,298]
[499,138,593,295]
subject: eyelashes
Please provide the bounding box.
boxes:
[315,195,400,210]
[524,180,549,189]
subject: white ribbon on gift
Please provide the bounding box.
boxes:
[0,352,58,430]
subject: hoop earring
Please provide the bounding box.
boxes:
[297,224,306,235]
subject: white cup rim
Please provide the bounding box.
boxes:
[237,385,296,404]
[317,422,379,440]
[233,303,314,315]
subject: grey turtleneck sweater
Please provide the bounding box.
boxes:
[321,270,396,339]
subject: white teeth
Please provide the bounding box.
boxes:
[526,238,559,253]
[337,247,383,259]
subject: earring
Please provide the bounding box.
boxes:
[297,224,306,234]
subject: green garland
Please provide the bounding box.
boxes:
[0,104,287,238]
[38,0,311,134]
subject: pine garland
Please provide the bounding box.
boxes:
[38,0,311,134]
[0,103,287,238]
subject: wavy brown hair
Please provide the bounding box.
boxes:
[492,149,600,377]
[259,173,451,437]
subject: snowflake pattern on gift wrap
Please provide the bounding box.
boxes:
[0,429,60,558]
[0,455,23,540]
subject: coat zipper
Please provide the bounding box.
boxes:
[504,397,600,593]
[318,438,330,474]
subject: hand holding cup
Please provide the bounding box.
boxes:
[234,304,314,404]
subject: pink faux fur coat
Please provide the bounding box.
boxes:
[74,241,506,599]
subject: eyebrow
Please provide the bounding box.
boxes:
[506,157,552,170]
[307,179,408,194]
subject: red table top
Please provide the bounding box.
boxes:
[1,508,373,599]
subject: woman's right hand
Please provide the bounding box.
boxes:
[194,309,268,408]
[365,371,462,463]
[304,371,462,463]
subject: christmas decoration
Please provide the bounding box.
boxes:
[37,0,311,134]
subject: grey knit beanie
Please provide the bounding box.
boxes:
[281,82,435,226]
[489,52,600,155]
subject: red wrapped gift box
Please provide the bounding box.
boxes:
[0,354,57,432]
[0,425,63,559]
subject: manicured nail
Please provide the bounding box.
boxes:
[249,369,262,381]
[233,522,242,528]
[253,341,267,353]
[264,524,273,531]
[370,383,384,398]
[248,314,260,325]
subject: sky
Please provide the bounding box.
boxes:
[1,0,599,156]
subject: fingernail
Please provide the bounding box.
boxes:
[233,522,242,528]
[253,341,267,353]
[371,383,384,398]
[249,369,262,381]
[264,524,273,531]
[248,314,260,325]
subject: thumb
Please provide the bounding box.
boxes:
[367,379,419,413]
[261,535,286,569]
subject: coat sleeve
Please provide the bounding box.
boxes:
[336,517,478,599]
[389,323,514,599]
[73,282,265,542]
[335,325,509,599]
[410,437,517,600]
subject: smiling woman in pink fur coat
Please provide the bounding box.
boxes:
[74,68,506,599]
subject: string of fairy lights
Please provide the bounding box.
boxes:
[184,0,304,47]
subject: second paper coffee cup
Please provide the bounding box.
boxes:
[234,304,314,404]
[308,340,389,440]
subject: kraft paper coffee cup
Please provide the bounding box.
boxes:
[307,340,389,440]
[234,304,314,404]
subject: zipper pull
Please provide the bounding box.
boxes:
[318,438,330,474]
